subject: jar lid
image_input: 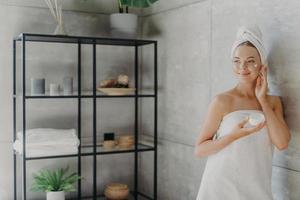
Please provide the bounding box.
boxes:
[106,183,128,190]
[118,135,134,141]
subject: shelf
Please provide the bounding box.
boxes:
[13,91,155,99]
[81,143,155,156]
[15,33,156,46]
[23,143,155,160]
[69,191,153,200]
[13,33,158,200]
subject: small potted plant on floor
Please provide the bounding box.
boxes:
[31,166,81,200]
[110,0,159,38]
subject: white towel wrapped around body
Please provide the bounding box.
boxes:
[13,128,80,157]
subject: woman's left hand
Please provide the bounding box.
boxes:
[255,65,268,104]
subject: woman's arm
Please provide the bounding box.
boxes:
[260,96,291,150]
[255,65,291,150]
[194,95,237,158]
[194,132,238,158]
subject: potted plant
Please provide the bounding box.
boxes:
[110,0,159,38]
[31,166,81,200]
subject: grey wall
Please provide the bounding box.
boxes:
[140,0,300,199]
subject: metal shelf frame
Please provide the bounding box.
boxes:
[13,33,158,200]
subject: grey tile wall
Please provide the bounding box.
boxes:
[141,0,300,199]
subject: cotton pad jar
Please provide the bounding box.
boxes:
[249,112,265,126]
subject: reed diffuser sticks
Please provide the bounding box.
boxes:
[45,0,66,35]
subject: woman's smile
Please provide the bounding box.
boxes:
[238,72,251,76]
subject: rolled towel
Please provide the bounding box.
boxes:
[17,128,80,146]
[230,24,281,96]
[230,24,267,65]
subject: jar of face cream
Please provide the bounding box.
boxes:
[249,113,265,126]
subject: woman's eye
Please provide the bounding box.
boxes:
[233,60,239,63]
[248,60,255,63]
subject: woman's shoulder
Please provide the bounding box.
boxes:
[213,88,236,101]
[266,94,280,101]
[211,91,235,110]
[213,92,234,102]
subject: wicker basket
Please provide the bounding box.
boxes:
[104,183,129,200]
[117,135,134,149]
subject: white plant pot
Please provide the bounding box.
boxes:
[47,191,65,200]
[110,13,138,39]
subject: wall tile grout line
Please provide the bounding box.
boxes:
[154,135,195,147]
[272,164,300,173]
[140,0,210,18]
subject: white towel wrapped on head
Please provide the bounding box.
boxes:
[230,25,267,65]
[230,24,281,96]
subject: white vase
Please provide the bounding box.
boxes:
[109,13,138,39]
[54,22,67,35]
[46,191,65,200]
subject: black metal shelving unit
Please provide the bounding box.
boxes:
[13,33,158,200]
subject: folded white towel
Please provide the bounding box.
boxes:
[17,128,80,146]
[13,140,78,157]
[14,128,80,157]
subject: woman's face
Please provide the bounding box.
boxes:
[232,45,262,83]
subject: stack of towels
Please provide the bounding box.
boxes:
[13,128,80,157]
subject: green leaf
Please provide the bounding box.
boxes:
[30,166,81,192]
[120,0,158,8]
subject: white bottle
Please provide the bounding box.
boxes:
[50,83,60,96]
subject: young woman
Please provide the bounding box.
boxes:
[194,25,291,200]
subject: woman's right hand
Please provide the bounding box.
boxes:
[231,116,266,139]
